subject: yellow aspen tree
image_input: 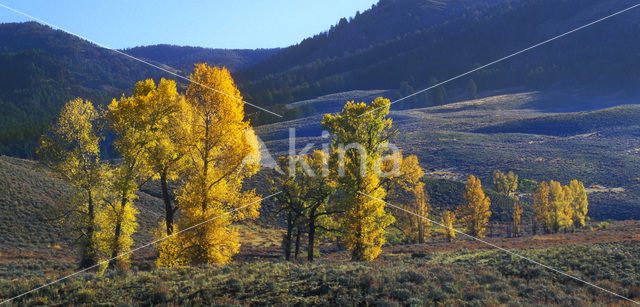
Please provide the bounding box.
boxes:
[412,182,431,243]
[380,152,428,243]
[322,98,396,261]
[379,152,424,200]
[37,98,108,268]
[569,179,588,229]
[548,180,573,232]
[272,151,337,262]
[105,80,165,269]
[166,64,261,266]
[512,201,523,237]
[532,181,552,233]
[441,210,456,242]
[302,151,337,261]
[133,78,191,236]
[493,170,518,196]
[457,175,491,238]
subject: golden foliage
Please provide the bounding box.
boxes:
[569,179,589,229]
[322,98,396,261]
[533,181,552,233]
[549,180,573,232]
[441,210,456,242]
[158,64,261,266]
[37,98,108,268]
[533,179,588,233]
[512,201,523,237]
[457,175,491,238]
[492,170,518,196]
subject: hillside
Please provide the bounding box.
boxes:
[0,22,277,158]
[0,156,164,262]
[125,45,279,72]
[238,0,640,109]
[255,90,640,220]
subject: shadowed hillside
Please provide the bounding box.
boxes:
[238,0,640,109]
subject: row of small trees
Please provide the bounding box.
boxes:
[532,180,589,233]
[40,64,590,267]
[492,170,589,237]
[39,64,262,270]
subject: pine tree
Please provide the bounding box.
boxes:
[457,175,491,237]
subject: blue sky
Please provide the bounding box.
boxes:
[0,0,377,49]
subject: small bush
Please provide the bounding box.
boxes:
[390,288,412,301]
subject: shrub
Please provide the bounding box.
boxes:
[390,288,412,301]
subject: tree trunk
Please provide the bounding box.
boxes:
[308,212,316,262]
[294,227,301,261]
[417,218,424,244]
[284,211,293,261]
[160,170,174,235]
[81,190,97,268]
[108,198,125,270]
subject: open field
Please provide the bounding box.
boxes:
[2,240,639,305]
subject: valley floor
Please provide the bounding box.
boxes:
[2,221,640,306]
[2,241,639,306]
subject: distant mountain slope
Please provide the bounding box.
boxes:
[0,22,277,158]
[240,0,502,79]
[238,0,640,109]
[476,105,640,136]
[125,45,279,72]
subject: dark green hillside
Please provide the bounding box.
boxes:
[238,0,500,81]
[0,23,277,158]
[238,0,640,107]
[476,105,640,136]
[125,45,279,72]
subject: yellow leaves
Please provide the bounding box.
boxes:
[493,170,518,197]
[441,210,456,242]
[569,179,588,228]
[458,175,491,238]
[533,181,552,232]
[533,179,588,232]
[396,182,431,243]
[156,64,261,266]
[512,201,523,237]
[549,180,573,232]
[37,97,108,268]
[323,97,397,261]
[95,195,139,267]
